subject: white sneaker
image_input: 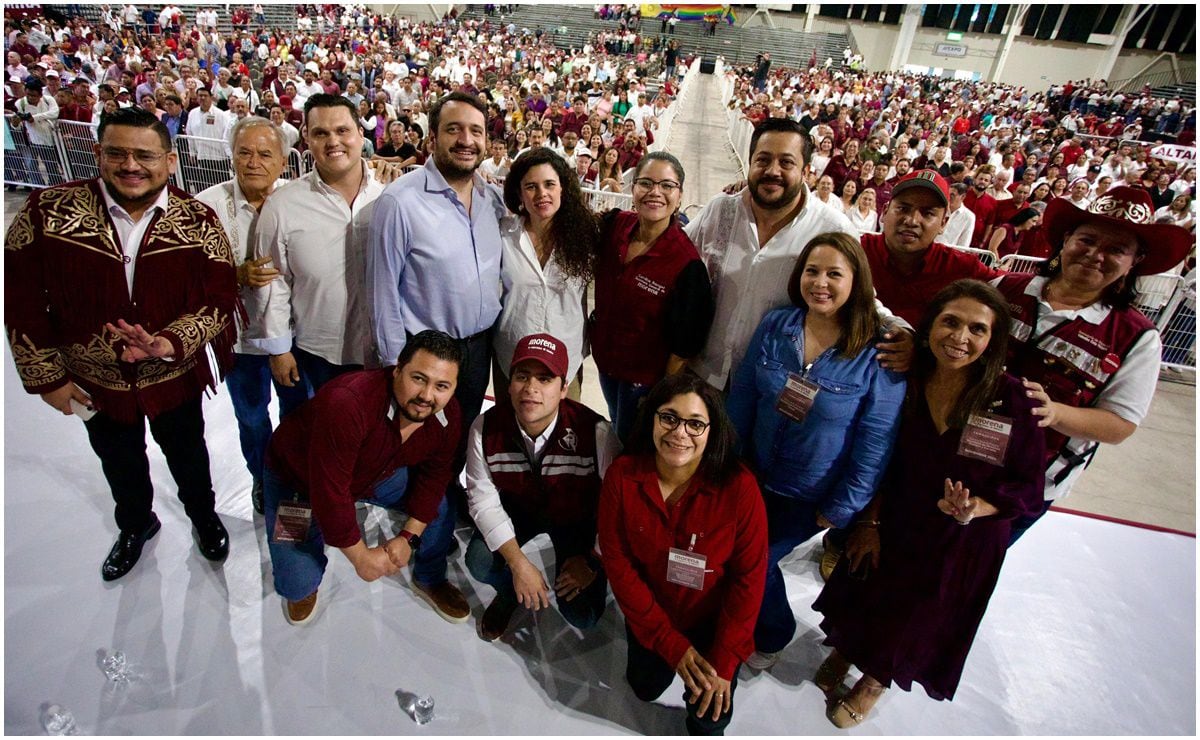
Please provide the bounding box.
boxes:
[745,650,781,670]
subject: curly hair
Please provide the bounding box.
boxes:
[503,148,598,284]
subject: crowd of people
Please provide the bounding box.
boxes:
[4,4,679,190]
[726,61,1196,258]
[4,4,1197,735]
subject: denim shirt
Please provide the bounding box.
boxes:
[727,306,906,527]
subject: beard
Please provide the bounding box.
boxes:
[433,145,482,180]
[748,173,802,210]
[398,397,436,423]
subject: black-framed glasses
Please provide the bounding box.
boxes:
[655,411,709,437]
[100,147,169,165]
[633,177,681,193]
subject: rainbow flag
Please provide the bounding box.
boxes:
[640,4,737,25]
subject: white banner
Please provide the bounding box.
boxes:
[1150,144,1197,165]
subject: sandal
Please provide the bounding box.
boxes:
[813,653,851,695]
[819,532,842,582]
[827,676,885,729]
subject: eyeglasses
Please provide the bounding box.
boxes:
[100,147,169,165]
[633,177,681,193]
[655,411,709,437]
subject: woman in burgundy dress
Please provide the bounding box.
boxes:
[812,280,1045,727]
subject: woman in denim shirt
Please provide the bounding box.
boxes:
[727,232,906,669]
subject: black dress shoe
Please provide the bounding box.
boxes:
[251,477,264,516]
[193,513,229,561]
[101,515,162,581]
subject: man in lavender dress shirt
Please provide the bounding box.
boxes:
[367,90,506,623]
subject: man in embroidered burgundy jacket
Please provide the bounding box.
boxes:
[4,107,239,582]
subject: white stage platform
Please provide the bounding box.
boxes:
[3,356,1195,735]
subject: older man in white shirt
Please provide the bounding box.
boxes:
[197,116,301,513]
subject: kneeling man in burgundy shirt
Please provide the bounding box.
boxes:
[263,330,470,626]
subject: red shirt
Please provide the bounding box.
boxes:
[598,455,768,679]
[860,232,1000,326]
[963,189,998,248]
[266,370,461,548]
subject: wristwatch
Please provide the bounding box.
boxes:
[396,529,422,553]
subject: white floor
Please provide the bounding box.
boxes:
[3,347,1196,735]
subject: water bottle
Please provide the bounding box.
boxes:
[101,651,129,684]
[40,705,78,735]
[412,695,435,725]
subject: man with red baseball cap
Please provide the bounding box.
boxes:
[860,169,1002,325]
[464,333,621,641]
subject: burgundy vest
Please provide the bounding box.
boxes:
[998,274,1154,459]
[481,398,605,531]
[592,210,701,385]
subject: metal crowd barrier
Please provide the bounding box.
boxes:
[997,254,1047,274]
[1134,273,1195,376]
[949,244,999,269]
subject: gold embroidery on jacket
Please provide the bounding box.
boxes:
[8,331,65,387]
[4,207,34,251]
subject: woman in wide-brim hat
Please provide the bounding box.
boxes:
[992,186,1193,543]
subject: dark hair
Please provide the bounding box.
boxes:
[627,373,740,485]
[748,117,813,168]
[98,106,171,151]
[786,232,881,357]
[1038,228,1141,309]
[504,148,598,283]
[302,92,358,123]
[1009,207,1040,228]
[634,150,685,187]
[396,330,464,370]
[949,182,970,196]
[910,279,1011,429]
[427,90,487,136]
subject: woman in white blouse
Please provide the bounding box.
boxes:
[811,136,835,178]
[839,178,858,214]
[845,187,879,236]
[495,148,599,399]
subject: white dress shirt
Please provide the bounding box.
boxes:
[196,177,287,355]
[845,205,879,236]
[942,204,977,248]
[684,188,899,389]
[185,104,230,159]
[494,216,589,382]
[100,180,170,297]
[466,411,621,551]
[249,162,384,365]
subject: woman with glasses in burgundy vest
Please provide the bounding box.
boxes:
[591,152,714,443]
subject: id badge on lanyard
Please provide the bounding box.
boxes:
[957,413,1013,466]
[666,534,708,591]
[272,499,313,543]
[776,372,819,422]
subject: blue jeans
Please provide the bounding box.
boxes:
[597,371,652,444]
[224,352,308,481]
[276,345,362,418]
[264,464,456,601]
[753,491,823,654]
[464,529,607,629]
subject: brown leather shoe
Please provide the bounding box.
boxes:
[285,590,318,625]
[412,581,470,623]
[479,595,518,642]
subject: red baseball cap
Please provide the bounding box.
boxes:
[510,333,569,378]
[891,169,951,207]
